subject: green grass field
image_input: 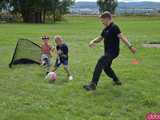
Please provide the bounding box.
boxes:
[0,16,160,120]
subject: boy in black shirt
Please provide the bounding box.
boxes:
[84,11,137,91]
[52,35,73,81]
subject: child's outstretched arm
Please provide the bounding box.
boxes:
[49,45,55,57]
[51,49,59,72]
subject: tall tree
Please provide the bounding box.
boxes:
[97,0,118,14]
[11,0,42,23]
[9,0,74,23]
[0,0,11,11]
[50,0,74,23]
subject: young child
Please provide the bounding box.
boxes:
[52,35,73,80]
[41,35,53,74]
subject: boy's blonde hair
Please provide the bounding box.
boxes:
[54,35,63,41]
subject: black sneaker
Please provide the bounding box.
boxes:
[113,80,122,86]
[83,83,96,91]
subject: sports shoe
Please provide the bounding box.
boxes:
[45,72,49,80]
[113,80,122,86]
[41,61,46,66]
[69,76,73,80]
[83,83,96,91]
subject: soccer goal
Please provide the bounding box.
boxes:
[9,39,41,68]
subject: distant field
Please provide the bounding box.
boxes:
[0,16,160,120]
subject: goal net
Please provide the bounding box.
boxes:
[9,39,41,68]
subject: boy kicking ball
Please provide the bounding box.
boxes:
[50,35,73,81]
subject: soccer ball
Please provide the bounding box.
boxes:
[45,72,57,81]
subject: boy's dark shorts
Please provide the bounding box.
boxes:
[55,59,68,68]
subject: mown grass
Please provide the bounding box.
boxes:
[0,16,160,120]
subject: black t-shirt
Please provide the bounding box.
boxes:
[56,43,68,60]
[101,22,121,57]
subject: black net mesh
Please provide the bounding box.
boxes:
[9,39,41,68]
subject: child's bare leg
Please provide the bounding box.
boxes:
[47,58,51,73]
[63,65,70,76]
[52,58,60,72]
[64,65,73,80]
[51,66,58,72]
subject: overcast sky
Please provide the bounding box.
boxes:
[76,0,160,2]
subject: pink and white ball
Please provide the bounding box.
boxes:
[45,72,57,81]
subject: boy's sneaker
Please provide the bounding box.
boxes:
[113,79,122,86]
[83,83,96,91]
[69,76,73,80]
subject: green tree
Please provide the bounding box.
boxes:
[50,0,74,23]
[97,0,118,14]
[11,0,43,23]
[8,0,74,23]
[0,0,10,11]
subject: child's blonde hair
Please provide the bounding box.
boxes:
[54,35,63,41]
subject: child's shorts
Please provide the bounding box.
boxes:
[54,58,68,68]
[41,54,51,66]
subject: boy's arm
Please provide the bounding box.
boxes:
[50,45,56,57]
[118,33,137,54]
[89,36,103,47]
[51,46,55,52]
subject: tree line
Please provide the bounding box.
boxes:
[0,0,74,23]
[0,0,118,23]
